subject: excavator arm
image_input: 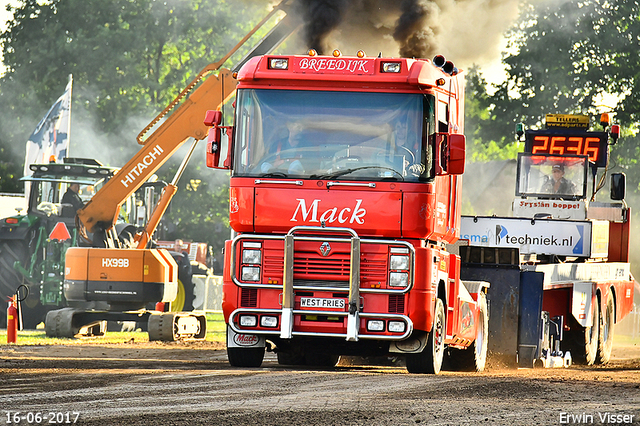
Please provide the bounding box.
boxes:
[77,0,300,237]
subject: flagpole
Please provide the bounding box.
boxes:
[66,74,72,159]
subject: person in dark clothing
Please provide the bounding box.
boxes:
[541,164,576,195]
[61,182,84,213]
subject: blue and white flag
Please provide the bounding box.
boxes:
[23,75,72,177]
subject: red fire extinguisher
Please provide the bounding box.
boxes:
[7,295,18,343]
[7,285,27,344]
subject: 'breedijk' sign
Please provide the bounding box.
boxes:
[293,57,375,75]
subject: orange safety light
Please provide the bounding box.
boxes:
[600,113,610,129]
[49,222,71,242]
[308,49,317,57]
[332,49,341,57]
[49,155,57,163]
[356,50,366,58]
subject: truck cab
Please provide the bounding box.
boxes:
[207,52,488,373]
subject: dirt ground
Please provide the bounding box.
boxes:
[1,337,639,426]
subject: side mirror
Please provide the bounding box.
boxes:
[611,172,626,200]
[204,110,231,169]
[435,133,465,176]
[448,134,465,175]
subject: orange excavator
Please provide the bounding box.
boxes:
[45,0,301,339]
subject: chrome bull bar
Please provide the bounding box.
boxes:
[229,308,414,341]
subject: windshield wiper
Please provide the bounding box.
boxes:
[314,166,404,181]
[259,172,289,178]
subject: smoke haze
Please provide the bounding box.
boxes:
[289,0,521,70]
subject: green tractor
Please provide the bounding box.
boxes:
[0,158,195,330]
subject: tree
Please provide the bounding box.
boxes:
[0,0,275,254]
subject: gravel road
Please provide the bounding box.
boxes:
[1,341,639,425]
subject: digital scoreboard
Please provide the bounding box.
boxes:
[524,129,609,168]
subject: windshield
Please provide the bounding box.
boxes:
[27,176,106,217]
[516,153,588,200]
[233,89,434,182]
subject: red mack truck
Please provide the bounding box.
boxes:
[206,51,489,374]
[460,114,636,367]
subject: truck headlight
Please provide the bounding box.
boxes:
[241,266,260,282]
[389,272,409,288]
[390,255,409,270]
[242,249,261,264]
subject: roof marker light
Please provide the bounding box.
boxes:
[356,50,366,58]
[308,49,317,57]
[269,58,289,70]
[381,62,401,73]
[332,49,342,57]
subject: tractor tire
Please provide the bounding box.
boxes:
[0,240,28,327]
[596,291,615,364]
[406,298,446,374]
[565,296,599,365]
[169,252,195,312]
[447,292,489,372]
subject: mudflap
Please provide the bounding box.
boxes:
[226,325,266,349]
[148,312,207,342]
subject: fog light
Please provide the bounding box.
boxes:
[367,320,384,332]
[389,272,409,288]
[388,321,406,333]
[260,316,278,328]
[241,266,260,281]
[239,315,257,327]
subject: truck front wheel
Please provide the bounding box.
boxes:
[406,298,446,374]
[597,291,615,364]
[227,347,265,367]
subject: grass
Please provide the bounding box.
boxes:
[0,312,226,346]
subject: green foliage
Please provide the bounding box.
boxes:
[0,0,275,257]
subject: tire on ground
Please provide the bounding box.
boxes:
[0,241,29,327]
[406,298,446,374]
[564,295,599,365]
[446,292,489,372]
[596,290,615,364]
[169,252,195,312]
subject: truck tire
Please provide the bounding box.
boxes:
[447,293,489,372]
[597,291,615,364]
[304,352,339,367]
[227,347,265,367]
[0,241,28,326]
[406,298,446,374]
[565,296,599,365]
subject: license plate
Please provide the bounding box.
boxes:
[300,297,345,309]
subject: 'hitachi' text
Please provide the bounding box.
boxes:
[120,145,164,188]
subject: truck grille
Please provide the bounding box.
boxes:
[263,249,387,289]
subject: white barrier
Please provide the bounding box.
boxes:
[192,274,223,313]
